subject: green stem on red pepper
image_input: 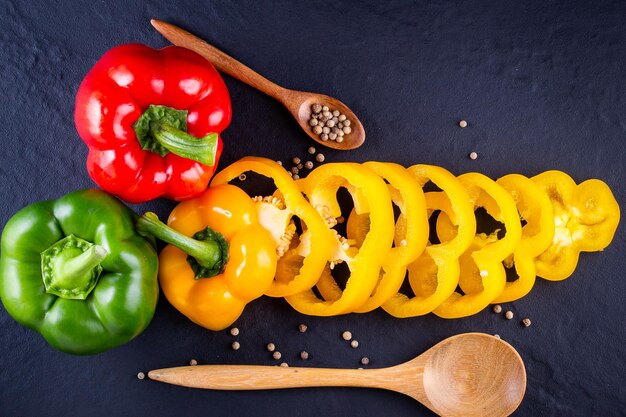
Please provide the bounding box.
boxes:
[133,105,218,166]
[136,212,229,279]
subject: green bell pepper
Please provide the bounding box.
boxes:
[0,189,159,355]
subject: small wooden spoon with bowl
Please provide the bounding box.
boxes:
[148,333,526,417]
[151,19,365,151]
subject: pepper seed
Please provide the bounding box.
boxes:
[298,323,308,333]
[493,305,502,314]
[266,343,276,352]
[300,351,309,360]
[522,318,532,327]
[231,341,240,350]
[273,351,282,360]
[230,327,239,336]
[505,311,514,320]
[342,331,352,341]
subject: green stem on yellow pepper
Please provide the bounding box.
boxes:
[136,212,229,279]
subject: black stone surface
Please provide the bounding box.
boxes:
[1,1,625,416]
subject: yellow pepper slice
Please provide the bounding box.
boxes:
[315,162,429,313]
[211,157,335,297]
[491,174,555,303]
[433,173,522,318]
[285,163,395,316]
[383,165,475,317]
[531,170,620,281]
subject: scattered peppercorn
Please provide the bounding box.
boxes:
[273,351,282,360]
[292,157,301,165]
[308,146,316,154]
[300,351,309,360]
[505,311,514,320]
[231,341,241,350]
[276,160,282,166]
[189,359,198,366]
[350,340,359,348]
[316,153,325,162]
[298,324,308,333]
[293,174,300,180]
[342,331,352,341]
[337,216,345,224]
[291,167,299,175]
[266,343,276,352]
[494,334,501,339]
[304,161,314,170]
[459,120,468,128]
[297,163,303,170]
[137,372,145,380]
[360,357,370,365]
[522,318,532,327]
[230,327,239,336]
[469,151,478,160]
[280,362,289,367]
[493,305,502,314]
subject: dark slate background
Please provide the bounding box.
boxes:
[1,1,625,416]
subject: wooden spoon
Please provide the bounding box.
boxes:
[148,333,526,417]
[151,19,365,151]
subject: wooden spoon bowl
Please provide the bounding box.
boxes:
[151,19,365,151]
[149,333,526,417]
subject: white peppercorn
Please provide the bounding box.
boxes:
[329,133,337,140]
[189,359,198,366]
[343,120,351,127]
[309,118,318,127]
[315,153,325,162]
[273,351,282,360]
[505,311,514,320]
[304,161,314,170]
[360,357,370,365]
[312,104,322,113]
[338,114,346,122]
[342,126,352,134]
[308,147,316,154]
[336,136,344,143]
[493,305,502,314]
[342,331,352,341]
[326,120,335,128]
[266,343,276,352]
[231,341,240,350]
[313,125,323,135]
[300,351,309,360]
[230,327,239,336]
[350,340,359,348]
[320,134,329,141]
[322,105,329,112]
[332,110,340,117]
[298,323,308,332]
[137,372,145,380]
[322,126,330,134]
[522,318,532,327]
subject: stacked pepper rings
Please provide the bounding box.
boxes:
[204,156,620,322]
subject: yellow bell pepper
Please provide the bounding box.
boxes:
[383,165,476,317]
[286,163,395,316]
[211,157,335,297]
[316,162,429,313]
[491,174,555,303]
[136,184,277,330]
[531,171,620,281]
[433,173,522,318]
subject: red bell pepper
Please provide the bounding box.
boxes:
[74,44,232,203]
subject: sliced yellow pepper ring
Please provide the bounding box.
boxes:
[382,165,475,318]
[531,170,620,281]
[314,162,429,313]
[211,156,335,297]
[491,174,555,303]
[285,163,395,316]
[433,172,522,318]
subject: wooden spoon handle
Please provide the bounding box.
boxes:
[149,365,396,391]
[151,19,286,99]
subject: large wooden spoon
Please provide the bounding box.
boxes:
[148,333,526,417]
[151,19,365,151]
